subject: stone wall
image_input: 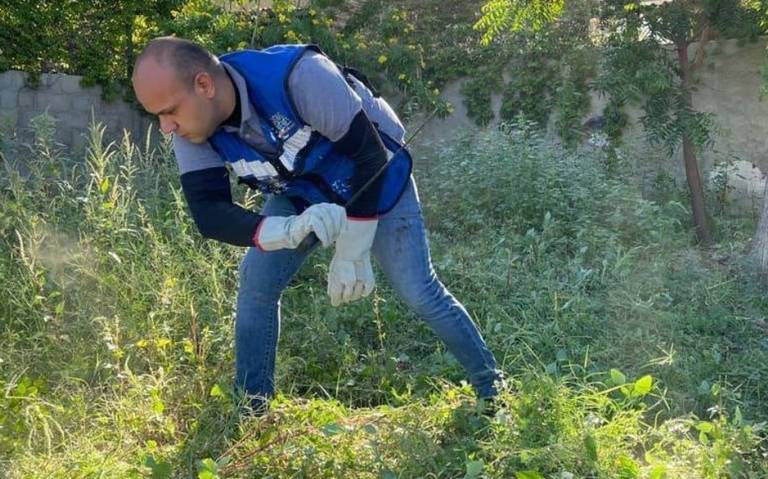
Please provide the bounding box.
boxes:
[2,36,767,200]
[419,38,768,160]
[410,37,768,205]
[586,37,768,165]
[0,70,154,152]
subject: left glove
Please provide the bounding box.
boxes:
[254,202,346,251]
[328,218,378,306]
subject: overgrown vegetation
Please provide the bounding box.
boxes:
[1,115,768,477]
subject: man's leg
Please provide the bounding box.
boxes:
[372,178,502,398]
[235,195,309,411]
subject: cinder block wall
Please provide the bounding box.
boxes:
[0,70,155,151]
[2,37,767,200]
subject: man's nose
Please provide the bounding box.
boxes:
[159,115,178,134]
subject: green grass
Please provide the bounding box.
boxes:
[1,115,767,477]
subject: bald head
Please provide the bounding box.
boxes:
[133,36,223,89]
[132,36,236,143]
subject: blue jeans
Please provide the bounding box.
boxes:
[235,177,501,407]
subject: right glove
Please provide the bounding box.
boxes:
[254,203,346,251]
[327,218,378,306]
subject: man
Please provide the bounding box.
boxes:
[132,36,501,412]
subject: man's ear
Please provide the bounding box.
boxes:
[194,72,216,98]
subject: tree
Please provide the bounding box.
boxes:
[476,0,764,245]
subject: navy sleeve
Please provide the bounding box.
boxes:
[180,167,265,247]
[334,110,388,218]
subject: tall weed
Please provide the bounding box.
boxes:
[1,116,766,476]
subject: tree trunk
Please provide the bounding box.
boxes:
[681,135,712,244]
[677,42,712,245]
[750,178,768,276]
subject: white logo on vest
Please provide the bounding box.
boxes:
[270,113,294,140]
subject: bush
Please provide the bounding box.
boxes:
[422,118,687,252]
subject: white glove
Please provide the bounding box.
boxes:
[328,218,378,306]
[254,203,346,251]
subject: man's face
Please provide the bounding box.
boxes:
[132,58,220,144]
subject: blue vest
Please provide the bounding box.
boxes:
[208,45,412,214]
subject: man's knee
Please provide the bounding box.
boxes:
[239,252,287,302]
[398,274,449,314]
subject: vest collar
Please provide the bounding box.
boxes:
[221,62,257,133]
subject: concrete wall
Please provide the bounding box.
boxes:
[586,37,768,164]
[0,70,154,152]
[1,36,766,199]
[419,38,768,159]
[690,38,768,171]
[597,37,768,205]
[410,37,768,205]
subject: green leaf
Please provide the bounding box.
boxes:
[697,380,711,395]
[650,464,667,479]
[210,384,224,398]
[144,455,172,479]
[545,362,558,374]
[711,382,722,397]
[584,434,598,462]
[152,397,165,415]
[515,471,544,479]
[464,459,484,479]
[696,421,714,433]
[322,423,344,436]
[616,455,640,478]
[100,177,110,194]
[632,375,653,397]
[619,385,631,397]
[198,458,219,479]
[610,368,626,385]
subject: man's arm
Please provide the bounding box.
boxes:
[173,135,264,246]
[332,111,388,218]
[289,51,390,305]
[180,166,265,246]
[175,136,345,250]
[289,51,388,218]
